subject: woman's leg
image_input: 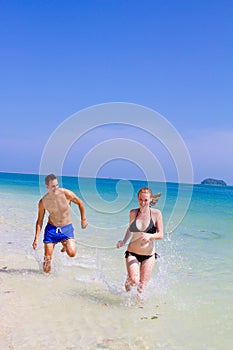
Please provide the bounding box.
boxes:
[138,255,155,293]
[125,254,140,291]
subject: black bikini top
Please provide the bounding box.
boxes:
[129,209,157,234]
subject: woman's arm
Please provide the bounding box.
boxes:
[151,211,163,240]
[116,228,132,248]
[116,210,136,248]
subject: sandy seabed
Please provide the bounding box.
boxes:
[1,251,232,350]
[1,252,166,350]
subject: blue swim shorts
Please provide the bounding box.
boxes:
[43,223,74,244]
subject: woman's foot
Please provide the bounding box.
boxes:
[125,278,132,292]
[137,282,144,294]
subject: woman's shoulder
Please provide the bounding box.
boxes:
[150,207,161,212]
[130,208,138,213]
[150,207,162,217]
[129,208,139,219]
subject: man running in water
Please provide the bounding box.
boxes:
[32,174,88,272]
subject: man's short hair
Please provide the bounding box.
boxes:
[45,174,57,185]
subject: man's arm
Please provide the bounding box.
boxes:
[32,199,45,249]
[64,189,88,228]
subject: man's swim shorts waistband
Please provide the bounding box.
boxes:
[43,223,74,244]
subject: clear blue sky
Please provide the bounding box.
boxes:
[1,0,232,184]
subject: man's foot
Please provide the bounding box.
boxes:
[43,256,51,273]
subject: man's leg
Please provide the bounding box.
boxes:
[44,243,55,273]
[61,239,76,257]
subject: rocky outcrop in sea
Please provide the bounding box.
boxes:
[201,178,227,186]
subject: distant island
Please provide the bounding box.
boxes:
[201,178,227,186]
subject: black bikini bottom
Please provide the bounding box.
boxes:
[124,250,159,263]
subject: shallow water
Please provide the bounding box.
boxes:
[0,173,232,349]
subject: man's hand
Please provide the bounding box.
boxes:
[81,219,88,229]
[32,239,38,250]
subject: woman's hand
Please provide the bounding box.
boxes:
[116,240,124,248]
[141,233,152,243]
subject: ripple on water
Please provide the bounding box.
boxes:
[183,229,221,240]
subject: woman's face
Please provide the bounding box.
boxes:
[138,191,151,209]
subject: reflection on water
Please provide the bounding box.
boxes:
[183,229,221,240]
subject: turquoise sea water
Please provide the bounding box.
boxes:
[0,172,232,350]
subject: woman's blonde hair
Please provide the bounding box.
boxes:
[137,187,161,206]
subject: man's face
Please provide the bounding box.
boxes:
[46,179,59,193]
